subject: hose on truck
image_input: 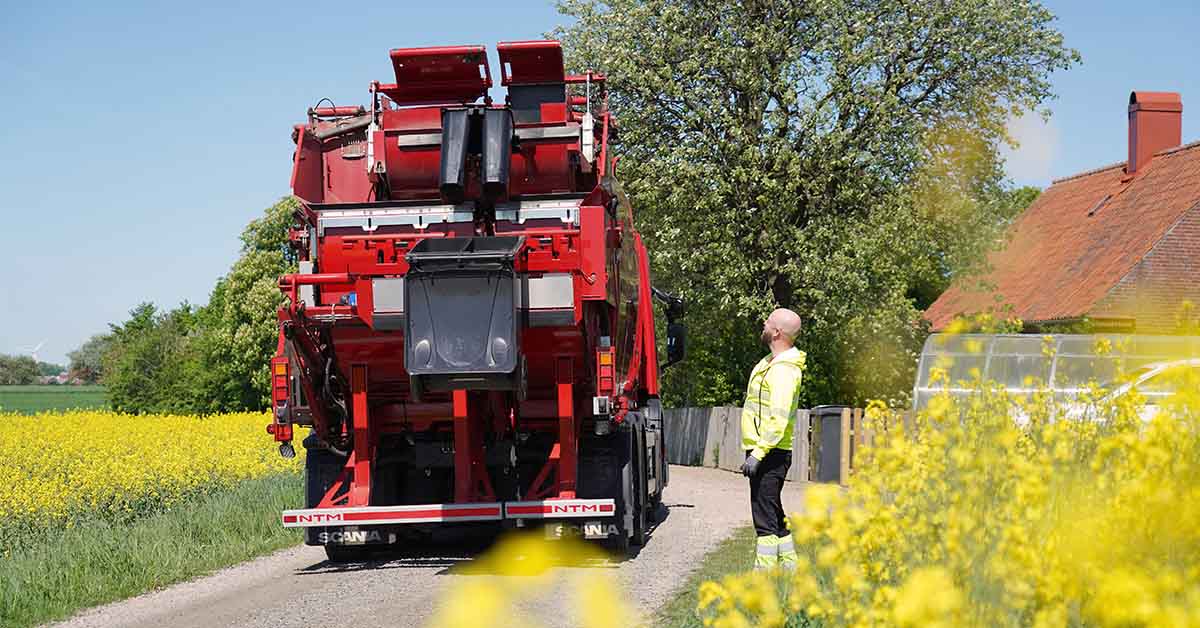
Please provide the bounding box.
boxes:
[322,356,351,457]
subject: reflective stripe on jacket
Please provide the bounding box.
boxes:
[740,346,806,460]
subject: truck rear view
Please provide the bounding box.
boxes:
[269,40,685,560]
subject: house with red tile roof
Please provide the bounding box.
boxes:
[926,92,1200,333]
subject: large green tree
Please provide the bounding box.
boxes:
[102,303,200,413]
[68,333,111,384]
[98,197,298,414]
[0,354,40,385]
[555,0,1075,406]
[189,197,299,412]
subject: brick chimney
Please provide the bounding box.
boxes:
[1127,91,1182,175]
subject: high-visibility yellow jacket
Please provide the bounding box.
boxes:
[740,346,806,460]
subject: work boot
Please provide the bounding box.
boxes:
[755,534,780,570]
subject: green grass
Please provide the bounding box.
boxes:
[654,526,757,627]
[0,472,304,628]
[0,385,107,414]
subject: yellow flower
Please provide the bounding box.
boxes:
[833,564,861,593]
[892,567,962,627]
[0,410,304,535]
[577,572,636,628]
[696,348,1200,628]
[427,580,513,628]
[1085,569,1160,626]
[698,581,728,612]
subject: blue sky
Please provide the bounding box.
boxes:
[1,0,1197,366]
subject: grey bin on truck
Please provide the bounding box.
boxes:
[811,405,849,483]
[404,236,525,393]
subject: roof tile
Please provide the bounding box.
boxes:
[925,142,1200,329]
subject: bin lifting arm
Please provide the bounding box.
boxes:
[651,287,686,370]
[651,286,684,323]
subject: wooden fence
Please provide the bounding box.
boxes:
[662,407,912,484]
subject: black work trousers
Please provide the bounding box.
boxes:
[748,448,792,537]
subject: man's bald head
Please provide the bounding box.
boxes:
[761,308,802,353]
[768,308,803,343]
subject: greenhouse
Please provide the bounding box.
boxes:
[912,334,1200,412]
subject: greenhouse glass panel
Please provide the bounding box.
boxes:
[912,333,1200,412]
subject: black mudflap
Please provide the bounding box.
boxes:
[578,425,647,552]
[302,433,348,546]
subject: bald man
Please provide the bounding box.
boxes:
[739,308,806,570]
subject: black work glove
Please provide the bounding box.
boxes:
[741,453,761,478]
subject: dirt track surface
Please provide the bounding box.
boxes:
[50,466,807,628]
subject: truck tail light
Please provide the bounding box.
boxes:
[596,348,615,397]
[270,358,293,443]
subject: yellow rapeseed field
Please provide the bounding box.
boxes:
[0,411,304,536]
[697,345,1200,627]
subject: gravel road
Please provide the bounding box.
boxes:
[51,465,808,628]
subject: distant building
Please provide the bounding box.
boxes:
[37,372,75,385]
[927,92,1199,333]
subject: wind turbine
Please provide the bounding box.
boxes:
[22,340,47,363]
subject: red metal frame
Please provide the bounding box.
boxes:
[451,390,497,503]
[556,356,577,498]
[350,365,371,506]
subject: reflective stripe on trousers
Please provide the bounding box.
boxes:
[778,533,797,567]
[755,535,779,570]
[755,533,797,570]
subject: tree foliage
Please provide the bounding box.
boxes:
[102,303,201,413]
[67,334,111,384]
[96,198,298,414]
[36,362,64,377]
[555,0,1075,406]
[0,355,40,385]
[191,197,298,412]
